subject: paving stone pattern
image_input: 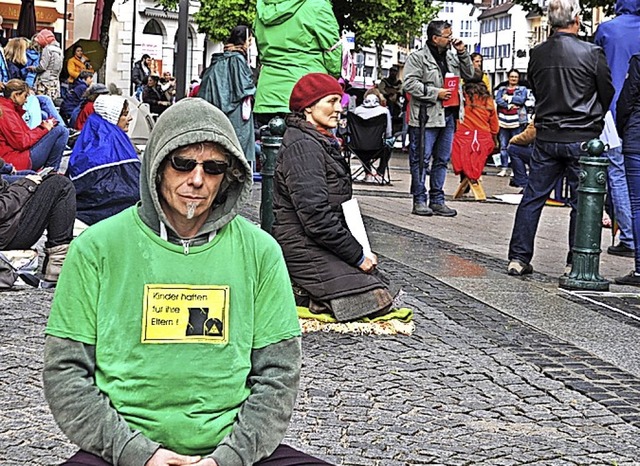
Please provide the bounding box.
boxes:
[3,202,640,464]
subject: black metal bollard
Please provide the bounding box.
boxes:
[559,138,610,291]
[260,117,286,234]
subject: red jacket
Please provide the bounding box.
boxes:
[0,97,48,170]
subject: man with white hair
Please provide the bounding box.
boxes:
[507,0,614,276]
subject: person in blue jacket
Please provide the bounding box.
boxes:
[60,70,93,123]
[67,95,140,225]
[615,53,640,286]
[594,0,640,259]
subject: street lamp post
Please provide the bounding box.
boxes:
[175,0,189,100]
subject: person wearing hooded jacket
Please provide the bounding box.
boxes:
[32,29,63,101]
[253,0,341,120]
[43,98,333,466]
[199,25,256,165]
[67,95,140,226]
[594,0,640,258]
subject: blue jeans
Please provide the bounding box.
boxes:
[499,126,524,168]
[507,143,532,188]
[606,146,633,248]
[408,114,455,205]
[37,95,67,128]
[508,140,582,266]
[624,153,640,271]
[1,170,36,184]
[30,125,69,170]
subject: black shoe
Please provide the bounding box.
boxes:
[430,203,457,217]
[607,243,635,258]
[412,202,433,216]
[614,271,640,286]
[507,259,533,276]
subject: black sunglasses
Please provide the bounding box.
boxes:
[169,155,229,175]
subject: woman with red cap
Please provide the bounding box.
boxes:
[273,73,396,322]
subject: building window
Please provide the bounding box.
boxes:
[143,19,163,35]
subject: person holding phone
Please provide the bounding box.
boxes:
[0,156,75,284]
[403,20,474,217]
[0,79,69,171]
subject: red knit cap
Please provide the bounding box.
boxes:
[289,73,343,112]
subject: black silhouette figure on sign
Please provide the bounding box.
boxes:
[186,307,223,336]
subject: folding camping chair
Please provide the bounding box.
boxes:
[127,98,156,149]
[345,112,391,185]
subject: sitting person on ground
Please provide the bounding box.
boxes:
[451,70,499,183]
[66,44,93,84]
[43,97,333,466]
[0,79,68,171]
[507,117,535,190]
[142,74,171,115]
[0,157,75,284]
[352,88,394,183]
[67,95,140,226]
[273,73,396,322]
[4,39,66,128]
[20,88,67,129]
[72,83,110,130]
[60,70,93,123]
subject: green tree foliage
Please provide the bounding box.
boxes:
[333,0,439,79]
[158,0,256,42]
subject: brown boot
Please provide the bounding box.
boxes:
[43,244,70,282]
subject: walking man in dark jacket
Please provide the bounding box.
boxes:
[507,0,614,276]
[131,54,151,100]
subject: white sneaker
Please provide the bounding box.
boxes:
[497,168,510,177]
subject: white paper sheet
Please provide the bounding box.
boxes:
[341,198,372,258]
[600,111,621,149]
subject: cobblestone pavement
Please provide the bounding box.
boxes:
[3,190,640,465]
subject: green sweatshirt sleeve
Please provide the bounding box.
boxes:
[209,336,302,466]
[314,1,342,77]
[43,336,161,466]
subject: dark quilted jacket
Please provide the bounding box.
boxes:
[272,117,383,301]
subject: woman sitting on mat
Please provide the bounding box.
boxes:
[273,73,396,322]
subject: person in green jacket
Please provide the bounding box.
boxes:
[253,0,342,123]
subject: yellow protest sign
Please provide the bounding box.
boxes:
[142,284,229,344]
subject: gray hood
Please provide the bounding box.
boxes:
[138,98,252,238]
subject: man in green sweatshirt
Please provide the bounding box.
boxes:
[43,98,332,466]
